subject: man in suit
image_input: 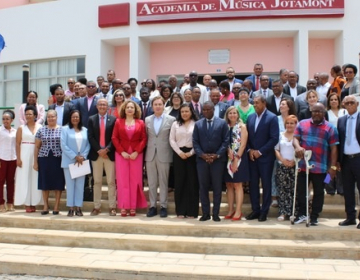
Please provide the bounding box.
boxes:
[139,87,154,121]
[246,63,272,91]
[87,98,117,216]
[193,101,229,222]
[279,68,289,85]
[243,79,255,102]
[253,75,274,99]
[337,96,360,229]
[227,82,242,107]
[48,87,75,126]
[98,81,113,104]
[246,95,279,222]
[283,71,306,99]
[221,67,243,92]
[210,89,228,119]
[145,96,176,218]
[123,83,141,104]
[73,80,99,128]
[266,80,293,116]
[295,79,327,117]
[293,103,338,225]
[189,86,203,119]
[168,75,180,93]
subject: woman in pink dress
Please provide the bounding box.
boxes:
[112,100,148,217]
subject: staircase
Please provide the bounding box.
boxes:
[0,186,359,280]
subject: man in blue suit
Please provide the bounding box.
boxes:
[139,87,154,121]
[193,101,230,222]
[73,80,99,128]
[209,89,228,119]
[246,95,279,222]
[245,63,272,92]
[220,67,243,91]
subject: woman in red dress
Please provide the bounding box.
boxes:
[112,100,148,217]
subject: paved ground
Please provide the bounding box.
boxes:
[0,276,83,280]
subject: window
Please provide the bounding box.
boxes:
[0,57,85,108]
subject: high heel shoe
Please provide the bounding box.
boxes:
[232,213,243,221]
[120,209,128,217]
[224,211,235,219]
[129,209,136,217]
[75,208,83,216]
[67,209,74,217]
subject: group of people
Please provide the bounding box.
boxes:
[0,63,359,229]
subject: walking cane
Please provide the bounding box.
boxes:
[304,150,314,227]
[290,153,302,225]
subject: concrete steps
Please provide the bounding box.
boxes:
[0,212,359,279]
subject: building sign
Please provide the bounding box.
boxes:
[137,0,344,24]
[208,49,230,64]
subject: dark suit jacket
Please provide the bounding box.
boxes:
[246,109,279,163]
[73,96,99,128]
[299,108,329,121]
[140,101,154,120]
[48,102,75,126]
[220,78,244,86]
[337,114,360,163]
[87,114,116,161]
[266,94,293,116]
[283,84,306,96]
[215,102,228,119]
[192,117,230,162]
[190,102,203,119]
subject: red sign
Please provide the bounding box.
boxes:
[99,3,130,28]
[137,0,344,24]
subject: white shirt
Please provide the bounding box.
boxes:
[55,103,64,126]
[214,103,220,117]
[289,84,298,99]
[275,132,295,162]
[255,109,266,132]
[75,131,83,153]
[0,125,17,161]
[316,82,331,97]
[274,94,283,112]
[344,112,360,155]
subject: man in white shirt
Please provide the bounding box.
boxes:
[253,75,274,98]
[180,71,208,104]
[98,82,113,104]
[316,72,331,97]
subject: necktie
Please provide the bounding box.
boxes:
[207,120,213,134]
[256,76,260,91]
[346,116,353,146]
[100,116,105,147]
[263,90,267,97]
[142,103,147,120]
[195,103,200,115]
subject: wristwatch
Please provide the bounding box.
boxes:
[330,166,337,171]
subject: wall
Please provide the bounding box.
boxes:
[308,39,335,78]
[0,0,28,9]
[149,38,294,78]
[114,45,130,81]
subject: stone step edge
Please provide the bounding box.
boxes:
[0,227,359,260]
[0,214,359,242]
[1,244,359,280]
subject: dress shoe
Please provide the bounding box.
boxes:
[41,210,49,215]
[67,209,74,217]
[258,213,267,222]
[357,223,360,229]
[338,219,356,226]
[90,208,101,216]
[146,207,157,217]
[52,211,59,215]
[76,208,83,216]
[160,207,168,218]
[212,215,221,222]
[199,214,211,221]
[246,211,260,220]
[224,211,235,219]
[109,208,117,216]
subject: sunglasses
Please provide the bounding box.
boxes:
[114,94,124,97]
[344,101,356,105]
[87,85,96,88]
[68,82,74,84]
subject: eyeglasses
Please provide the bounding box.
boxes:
[344,71,354,74]
[189,74,197,77]
[87,85,96,88]
[345,101,356,106]
[67,82,74,84]
[114,94,124,97]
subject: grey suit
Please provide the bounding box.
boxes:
[145,114,176,208]
[253,88,274,98]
